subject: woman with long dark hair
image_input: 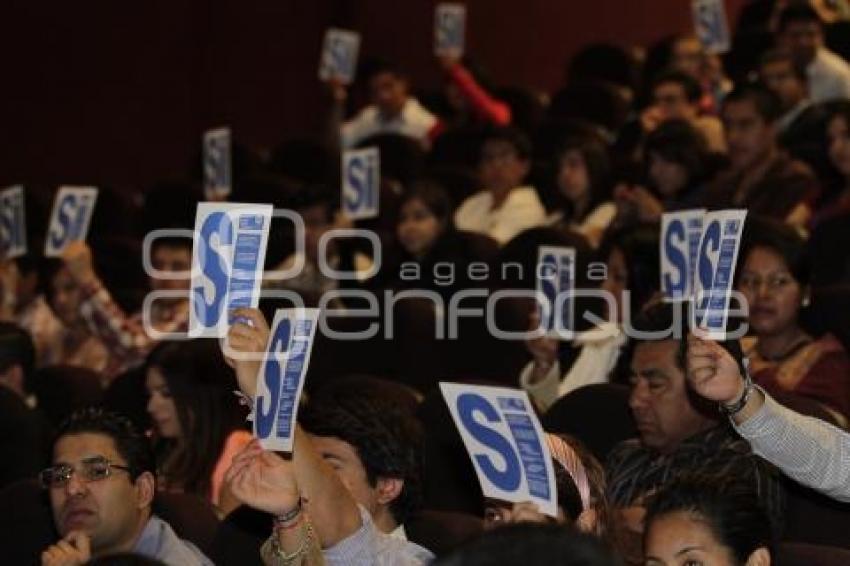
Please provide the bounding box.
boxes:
[145,339,251,515]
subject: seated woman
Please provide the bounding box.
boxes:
[382,180,494,299]
[42,259,109,377]
[145,340,252,516]
[737,218,850,423]
[546,133,617,248]
[454,127,547,245]
[644,475,773,566]
[483,434,613,543]
[520,224,660,411]
[817,101,850,223]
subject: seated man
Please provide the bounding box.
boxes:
[759,47,812,134]
[299,393,424,539]
[454,127,547,245]
[225,307,433,565]
[705,83,818,230]
[604,303,783,541]
[39,407,212,566]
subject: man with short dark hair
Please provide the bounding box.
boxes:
[605,304,783,544]
[330,58,440,149]
[300,394,424,538]
[759,47,812,133]
[706,83,818,230]
[778,3,850,103]
[40,408,211,566]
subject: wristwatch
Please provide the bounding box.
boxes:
[719,360,754,417]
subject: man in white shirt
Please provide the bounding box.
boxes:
[330,58,440,149]
[779,4,850,103]
[454,127,546,245]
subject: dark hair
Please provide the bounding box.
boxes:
[597,224,661,321]
[723,82,783,124]
[290,184,339,223]
[360,56,407,84]
[53,407,155,481]
[556,133,613,221]
[398,180,454,230]
[759,47,808,83]
[481,126,533,161]
[645,474,774,564]
[299,395,424,525]
[778,3,823,33]
[0,322,35,394]
[435,523,623,566]
[652,70,702,103]
[644,119,711,190]
[146,340,245,499]
[740,216,809,286]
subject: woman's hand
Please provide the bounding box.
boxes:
[225,439,301,517]
[224,307,271,398]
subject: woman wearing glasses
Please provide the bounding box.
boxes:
[736,217,850,423]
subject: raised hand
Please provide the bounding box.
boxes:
[224,307,271,398]
[686,333,746,405]
[225,439,301,517]
[61,241,97,287]
[526,311,558,384]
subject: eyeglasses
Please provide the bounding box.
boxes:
[39,457,132,489]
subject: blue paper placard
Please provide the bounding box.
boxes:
[536,246,575,339]
[44,186,99,257]
[341,147,380,220]
[435,4,466,57]
[318,28,361,84]
[693,0,730,54]
[660,209,705,302]
[0,185,27,259]
[203,127,232,200]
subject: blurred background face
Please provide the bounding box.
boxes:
[600,247,628,324]
[369,71,409,117]
[645,510,738,566]
[828,115,850,178]
[558,150,591,202]
[397,197,443,258]
[150,245,191,294]
[760,60,806,111]
[51,267,83,326]
[738,246,802,338]
[649,152,688,198]
[723,99,775,171]
[145,367,181,439]
[781,21,822,66]
[653,82,695,121]
[671,36,703,78]
[479,139,529,194]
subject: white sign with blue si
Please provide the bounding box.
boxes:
[693,209,747,339]
[692,0,730,54]
[190,202,273,338]
[318,28,361,85]
[44,186,99,257]
[660,209,705,302]
[203,127,232,200]
[536,246,575,339]
[440,382,558,518]
[254,308,320,453]
[342,147,380,220]
[435,3,466,57]
[0,185,27,259]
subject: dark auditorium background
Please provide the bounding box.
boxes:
[0,0,747,190]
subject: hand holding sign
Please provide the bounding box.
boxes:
[0,185,26,259]
[226,439,301,517]
[692,0,730,54]
[61,241,98,288]
[226,307,272,398]
[342,147,380,220]
[319,28,361,85]
[44,186,98,258]
[440,383,558,518]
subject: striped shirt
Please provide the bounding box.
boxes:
[734,390,850,503]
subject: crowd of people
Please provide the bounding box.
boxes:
[3,1,850,564]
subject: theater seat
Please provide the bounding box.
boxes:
[406,509,484,558]
[152,491,220,557]
[31,365,104,428]
[781,481,850,550]
[542,383,637,464]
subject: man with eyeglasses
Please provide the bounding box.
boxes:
[39,407,211,566]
